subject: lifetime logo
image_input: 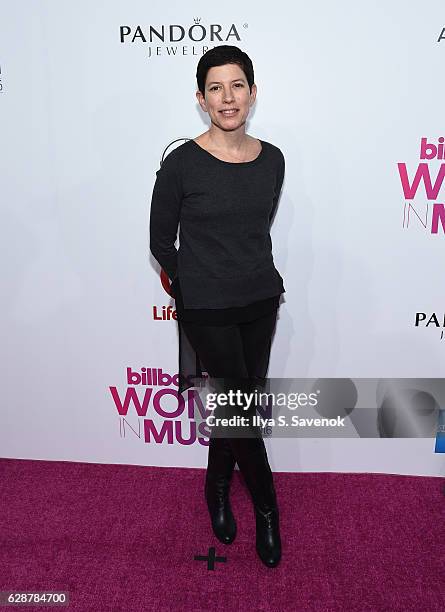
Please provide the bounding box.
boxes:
[152,271,177,320]
[153,305,177,321]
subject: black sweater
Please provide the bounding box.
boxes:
[149,138,286,310]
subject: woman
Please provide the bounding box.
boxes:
[149,45,285,568]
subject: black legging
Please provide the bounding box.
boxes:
[180,309,278,457]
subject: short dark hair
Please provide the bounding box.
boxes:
[196,45,254,96]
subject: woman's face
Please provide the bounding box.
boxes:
[197,63,257,133]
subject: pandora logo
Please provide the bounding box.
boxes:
[120,19,242,44]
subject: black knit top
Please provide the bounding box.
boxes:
[149,138,286,309]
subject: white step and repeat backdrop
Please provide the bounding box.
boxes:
[2,1,445,476]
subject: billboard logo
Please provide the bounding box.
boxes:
[398,138,445,235]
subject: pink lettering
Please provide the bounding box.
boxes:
[397,163,445,200]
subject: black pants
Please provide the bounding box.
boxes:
[181,309,278,458]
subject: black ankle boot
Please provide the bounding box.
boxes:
[234,439,281,567]
[204,437,237,544]
[255,506,281,568]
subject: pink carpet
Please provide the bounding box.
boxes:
[0,458,443,611]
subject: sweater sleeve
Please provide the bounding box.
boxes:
[149,149,183,282]
[269,151,285,224]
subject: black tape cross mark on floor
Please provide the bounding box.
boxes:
[194,546,227,570]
